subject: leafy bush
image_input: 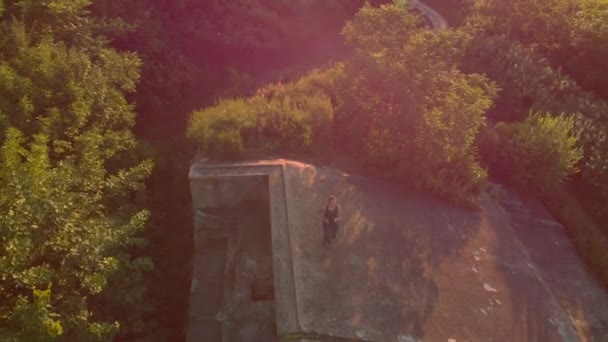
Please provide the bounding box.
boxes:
[491,113,583,193]
[465,35,608,214]
[187,74,336,158]
[468,0,608,100]
[0,10,153,339]
[245,96,313,152]
[338,3,497,204]
[189,2,499,206]
[413,72,496,200]
[412,152,488,207]
[342,1,422,56]
[567,0,608,99]
[186,99,252,157]
[256,69,342,146]
[463,36,608,124]
[467,0,574,54]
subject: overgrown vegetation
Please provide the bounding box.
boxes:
[2,0,608,340]
[0,2,151,340]
[187,82,334,157]
[189,3,496,205]
[468,0,608,100]
[187,0,608,288]
[90,0,371,130]
[483,113,583,193]
[461,0,608,285]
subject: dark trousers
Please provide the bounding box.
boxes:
[323,221,338,243]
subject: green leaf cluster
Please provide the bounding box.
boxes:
[0,2,151,340]
[490,113,583,193]
[337,3,497,204]
[468,0,608,100]
[187,76,335,158]
[464,34,608,208]
[465,0,608,278]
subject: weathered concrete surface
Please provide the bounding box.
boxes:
[189,164,300,338]
[189,159,608,342]
[491,185,608,341]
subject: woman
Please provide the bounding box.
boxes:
[321,195,340,246]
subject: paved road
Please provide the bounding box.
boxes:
[411,0,448,30]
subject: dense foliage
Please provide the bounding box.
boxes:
[186,0,608,288]
[188,3,496,205]
[464,31,608,225]
[187,73,335,157]
[3,0,608,340]
[469,0,608,100]
[90,0,371,130]
[484,113,583,193]
[464,0,608,284]
[0,1,151,340]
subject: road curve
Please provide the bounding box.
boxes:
[410,0,448,29]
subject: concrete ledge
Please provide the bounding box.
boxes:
[189,159,303,335]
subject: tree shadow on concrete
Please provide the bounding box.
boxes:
[480,194,571,342]
[487,189,608,342]
[287,163,482,341]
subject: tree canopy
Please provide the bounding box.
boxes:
[0,1,151,340]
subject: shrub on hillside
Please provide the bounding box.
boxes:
[465,35,608,217]
[186,99,253,157]
[189,2,499,206]
[411,73,495,204]
[245,96,314,152]
[340,3,497,205]
[256,68,343,147]
[463,36,608,124]
[463,37,608,182]
[187,75,335,158]
[491,113,583,193]
[418,155,488,206]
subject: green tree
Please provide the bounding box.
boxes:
[463,35,608,210]
[339,2,497,204]
[490,113,583,193]
[342,0,422,57]
[187,74,335,158]
[0,129,150,341]
[565,0,608,99]
[468,0,575,53]
[468,0,608,101]
[0,4,151,341]
[462,35,608,123]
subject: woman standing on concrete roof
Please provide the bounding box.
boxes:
[321,195,340,246]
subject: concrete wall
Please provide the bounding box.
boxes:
[188,174,273,341]
[188,162,301,335]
